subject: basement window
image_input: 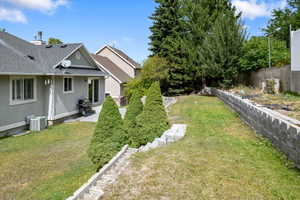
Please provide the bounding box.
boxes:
[10,77,36,105]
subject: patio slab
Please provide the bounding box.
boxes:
[65,106,127,123]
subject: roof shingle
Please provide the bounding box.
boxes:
[91,54,131,83]
[0,31,105,76]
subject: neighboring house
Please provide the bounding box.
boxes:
[92,45,141,105]
[291,29,300,93]
[0,32,106,135]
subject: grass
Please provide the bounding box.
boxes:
[103,96,300,200]
[230,86,300,121]
[0,122,95,200]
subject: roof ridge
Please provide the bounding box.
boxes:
[106,45,141,68]
[0,31,34,46]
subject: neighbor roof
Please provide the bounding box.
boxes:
[91,54,131,83]
[96,45,141,69]
[0,31,105,76]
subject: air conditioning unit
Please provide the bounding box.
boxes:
[30,116,47,132]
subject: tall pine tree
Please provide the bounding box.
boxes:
[149,0,182,57]
[199,7,246,87]
[148,0,247,93]
[149,0,189,95]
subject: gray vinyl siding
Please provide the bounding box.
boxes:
[0,75,105,131]
[54,76,88,117]
[0,75,46,127]
[54,76,105,117]
[69,49,92,66]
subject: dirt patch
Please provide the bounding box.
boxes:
[229,86,300,121]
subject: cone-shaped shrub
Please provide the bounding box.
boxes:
[88,96,126,170]
[135,82,169,146]
[123,92,144,147]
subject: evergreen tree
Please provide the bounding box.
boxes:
[149,0,182,57]
[198,6,246,87]
[88,96,125,170]
[149,0,190,95]
[135,82,169,146]
[148,0,245,93]
[181,0,242,88]
[123,92,144,147]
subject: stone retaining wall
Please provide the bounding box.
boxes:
[210,88,300,168]
[66,145,129,200]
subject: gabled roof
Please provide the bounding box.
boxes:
[96,45,141,69]
[0,31,105,76]
[91,54,131,83]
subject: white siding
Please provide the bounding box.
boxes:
[291,29,300,71]
[105,76,121,98]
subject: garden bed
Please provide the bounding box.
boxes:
[230,86,300,121]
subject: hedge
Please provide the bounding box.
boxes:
[87,96,125,170]
[123,92,144,147]
[135,82,169,146]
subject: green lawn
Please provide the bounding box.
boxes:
[0,122,95,200]
[103,96,300,200]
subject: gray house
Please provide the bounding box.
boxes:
[0,32,106,135]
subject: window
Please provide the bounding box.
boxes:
[64,77,73,93]
[11,77,35,104]
[75,51,81,60]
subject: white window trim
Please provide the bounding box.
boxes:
[87,78,101,104]
[63,77,74,94]
[9,76,37,106]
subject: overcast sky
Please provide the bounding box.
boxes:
[0,0,289,63]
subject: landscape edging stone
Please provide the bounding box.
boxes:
[210,88,300,168]
[66,145,128,200]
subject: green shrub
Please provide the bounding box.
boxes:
[239,36,290,72]
[265,79,276,94]
[88,140,119,171]
[123,92,144,147]
[125,56,170,98]
[135,82,169,146]
[88,96,126,170]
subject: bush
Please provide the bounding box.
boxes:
[88,140,119,171]
[125,56,170,98]
[88,96,125,170]
[265,79,276,94]
[135,82,169,146]
[123,92,144,147]
[239,36,290,72]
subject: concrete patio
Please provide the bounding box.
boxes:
[65,106,127,123]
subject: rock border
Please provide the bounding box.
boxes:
[66,123,188,200]
[139,124,187,152]
[66,145,129,200]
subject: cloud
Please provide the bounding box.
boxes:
[232,0,287,20]
[1,0,68,12]
[0,7,27,23]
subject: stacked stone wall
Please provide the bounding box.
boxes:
[211,88,300,168]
